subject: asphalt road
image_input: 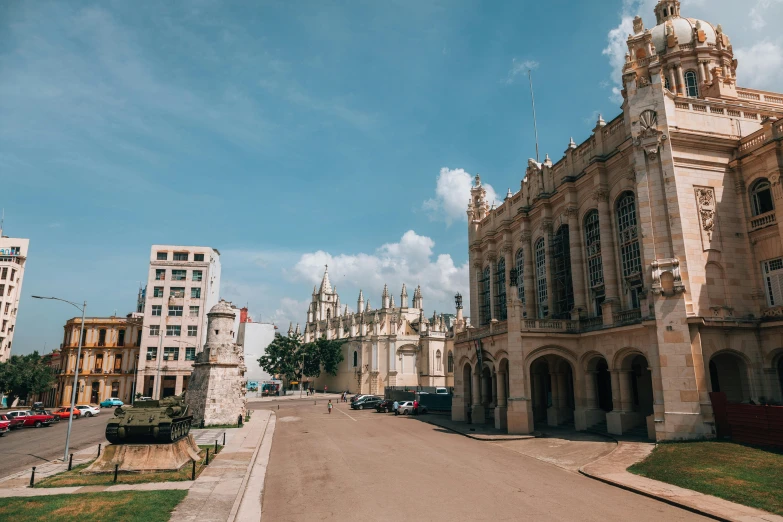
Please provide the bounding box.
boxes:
[0,414,109,477]
[251,400,710,522]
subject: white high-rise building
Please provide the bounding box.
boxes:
[0,231,29,363]
[135,245,221,398]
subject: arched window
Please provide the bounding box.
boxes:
[479,266,491,325]
[685,70,698,98]
[535,238,548,318]
[552,225,574,318]
[436,350,442,372]
[494,258,507,321]
[584,210,605,315]
[750,179,774,216]
[353,350,358,367]
[447,351,454,373]
[616,192,643,307]
[515,249,526,314]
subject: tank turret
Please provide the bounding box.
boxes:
[105,394,193,444]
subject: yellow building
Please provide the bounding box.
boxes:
[56,314,143,406]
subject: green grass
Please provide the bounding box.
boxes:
[35,445,222,488]
[0,490,187,522]
[628,441,783,515]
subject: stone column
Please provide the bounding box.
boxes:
[567,207,586,318]
[174,374,184,395]
[487,252,496,321]
[497,372,507,407]
[610,371,622,411]
[676,64,685,95]
[543,219,554,317]
[521,230,536,319]
[490,371,497,408]
[585,371,598,409]
[547,372,561,426]
[595,189,619,324]
[696,60,705,86]
[471,367,485,424]
[668,67,677,93]
[606,370,624,435]
[495,370,508,430]
[619,370,634,413]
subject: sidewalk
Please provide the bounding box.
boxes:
[580,441,783,522]
[248,392,344,402]
[170,410,275,522]
[417,414,536,441]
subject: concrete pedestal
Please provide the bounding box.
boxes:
[84,435,200,473]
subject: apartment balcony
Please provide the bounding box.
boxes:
[750,211,776,232]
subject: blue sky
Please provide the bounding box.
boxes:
[3,0,782,354]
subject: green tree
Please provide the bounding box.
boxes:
[302,337,345,378]
[0,351,56,404]
[258,333,304,385]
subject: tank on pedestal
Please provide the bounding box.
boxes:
[105,394,193,444]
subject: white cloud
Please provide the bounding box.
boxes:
[423,167,498,226]
[506,58,539,85]
[271,297,310,328]
[291,230,469,316]
[734,41,783,91]
[749,0,783,29]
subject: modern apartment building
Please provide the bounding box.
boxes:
[0,232,29,362]
[135,245,221,399]
[56,314,143,406]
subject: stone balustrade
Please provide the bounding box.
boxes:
[750,210,776,231]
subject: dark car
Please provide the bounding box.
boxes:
[375,399,396,413]
[351,396,382,410]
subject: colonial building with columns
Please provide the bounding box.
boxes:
[304,268,461,394]
[453,0,783,441]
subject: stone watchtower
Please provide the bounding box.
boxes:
[186,300,247,426]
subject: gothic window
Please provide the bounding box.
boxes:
[447,351,454,373]
[685,70,699,98]
[353,350,358,367]
[584,210,605,316]
[552,225,574,318]
[436,350,442,372]
[616,191,643,293]
[494,258,507,321]
[751,179,774,216]
[479,266,491,326]
[535,238,548,318]
[515,249,526,313]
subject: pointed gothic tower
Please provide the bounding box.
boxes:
[413,285,423,309]
[400,284,408,308]
[382,284,390,309]
[357,290,364,314]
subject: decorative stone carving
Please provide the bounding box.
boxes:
[500,242,512,255]
[650,258,685,295]
[520,231,533,242]
[542,219,553,234]
[563,207,578,220]
[633,16,644,35]
[639,110,658,137]
[592,189,609,203]
[634,109,667,160]
[694,186,719,250]
[487,250,498,263]
[771,172,781,187]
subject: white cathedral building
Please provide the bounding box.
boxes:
[303,268,461,394]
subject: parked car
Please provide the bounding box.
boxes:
[0,416,10,436]
[6,410,55,428]
[350,394,371,404]
[351,396,383,410]
[53,407,81,420]
[100,397,124,408]
[76,405,101,417]
[375,399,396,413]
[32,409,60,422]
[396,401,429,415]
[0,414,25,430]
[435,387,449,395]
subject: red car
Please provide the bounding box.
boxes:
[0,413,25,430]
[0,416,10,436]
[6,410,54,428]
[53,407,81,420]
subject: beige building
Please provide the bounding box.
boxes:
[136,245,221,399]
[453,0,783,441]
[0,232,29,362]
[57,314,143,406]
[305,268,459,394]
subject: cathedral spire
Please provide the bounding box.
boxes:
[357,289,364,314]
[319,265,333,294]
[400,284,408,308]
[294,323,300,335]
[288,322,294,336]
[382,284,390,309]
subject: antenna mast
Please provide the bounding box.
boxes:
[528,69,540,163]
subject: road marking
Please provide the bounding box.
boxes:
[337,408,357,422]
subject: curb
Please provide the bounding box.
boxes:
[227,412,274,522]
[417,417,537,441]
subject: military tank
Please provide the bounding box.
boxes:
[105,394,193,444]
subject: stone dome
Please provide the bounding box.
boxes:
[650,17,717,54]
[208,299,236,316]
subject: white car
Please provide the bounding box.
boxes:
[75,405,101,417]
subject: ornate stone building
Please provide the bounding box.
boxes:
[304,268,461,394]
[453,0,783,440]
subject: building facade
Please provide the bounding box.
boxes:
[0,232,29,362]
[135,245,221,399]
[453,0,783,441]
[304,268,460,394]
[238,307,278,385]
[57,314,143,406]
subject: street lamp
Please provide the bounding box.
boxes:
[32,295,86,463]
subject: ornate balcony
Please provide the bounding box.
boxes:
[750,211,776,231]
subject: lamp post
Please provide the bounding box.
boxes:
[32,296,86,462]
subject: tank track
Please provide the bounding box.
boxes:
[156,416,193,443]
[105,424,120,444]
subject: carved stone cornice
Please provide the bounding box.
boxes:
[771,171,781,187]
[563,207,578,220]
[542,219,553,234]
[486,250,498,262]
[500,242,513,255]
[520,231,533,243]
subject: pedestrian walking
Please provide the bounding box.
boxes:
[393,400,399,415]
[328,400,333,414]
[413,399,419,416]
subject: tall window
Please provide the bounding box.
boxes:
[479,266,491,325]
[155,269,165,281]
[751,179,775,216]
[185,347,196,361]
[98,329,107,347]
[191,287,201,299]
[353,350,358,367]
[535,238,548,318]
[763,258,783,307]
[494,258,507,321]
[552,226,574,318]
[617,192,643,307]
[114,355,123,372]
[584,210,605,315]
[152,305,162,316]
[149,325,160,337]
[664,77,671,91]
[447,351,454,373]
[685,70,698,97]
[436,350,442,372]
[515,249,526,312]
[118,330,125,347]
[188,325,198,337]
[153,287,164,298]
